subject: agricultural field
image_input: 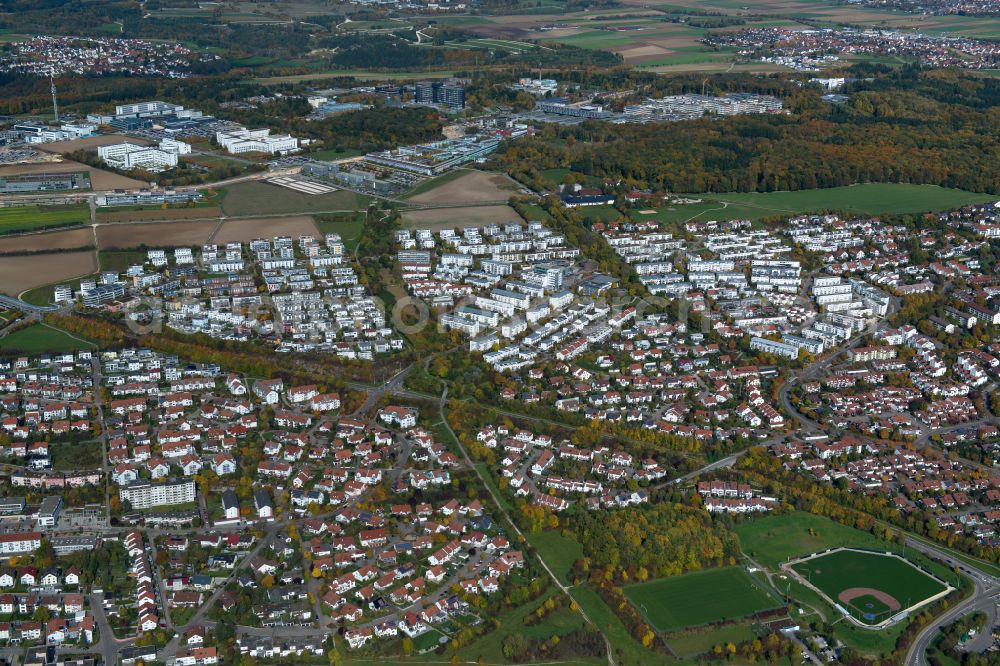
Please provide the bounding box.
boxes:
[406,169,523,205]
[96,206,224,224]
[618,0,1000,39]
[790,549,948,623]
[0,251,97,296]
[212,215,320,244]
[221,180,369,216]
[0,323,95,354]
[624,566,781,632]
[0,204,91,236]
[96,220,217,250]
[35,135,150,155]
[0,227,94,254]
[402,205,523,230]
[0,160,145,190]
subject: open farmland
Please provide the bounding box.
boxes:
[402,204,523,230]
[0,227,94,254]
[212,215,320,243]
[221,180,370,216]
[625,567,781,632]
[0,204,91,235]
[35,135,151,155]
[406,169,522,205]
[0,160,145,190]
[96,220,217,249]
[0,250,96,295]
[96,206,224,224]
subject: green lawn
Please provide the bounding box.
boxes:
[221,181,370,216]
[792,550,946,622]
[570,585,651,666]
[665,621,757,658]
[636,184,996,225]
[98,250,147,274]
[625,567,781,632]
[527,530,584,585]
[705,184,995,218]
[735,512,893,569]
[0,204,90,236]
[0,324,96,354]
[52,440,103,471]
[420,590,597,664]
[314,213,366,252]
[540,168,604,190]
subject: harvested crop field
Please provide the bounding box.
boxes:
[0,228,95,255]
[402,205,523,230]
[0,160,145,190]
[36,135,151,155]
[97,220,217,249]
[222,180,369,216]
[212,215,320,243]
[96,206,224,224]
[406,169,521,205]
[0,250,96,295]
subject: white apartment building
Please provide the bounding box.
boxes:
[215,128,299,155]
[119,478,196,509]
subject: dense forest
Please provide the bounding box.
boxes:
[492,67,1000,195]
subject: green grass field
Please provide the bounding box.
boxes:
[791,549,946,622]
[638,184,996,225]
[665,621,757,658]
[0,324,95,354]
[52,440,103,470]
[221,181,370,216]
[98,250,147,274]
[625,566,781,632]
[707,184,996,217]
[570,585,651,666]
[0,204,90,236]
[315,213,366,252]
[735,512,889,569]
[527,530,584,585]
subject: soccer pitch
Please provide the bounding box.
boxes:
[624,566,781,632]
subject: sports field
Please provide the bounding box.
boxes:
[790,549,946,624]
[624,566,780,632]
[0,324,95,354]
